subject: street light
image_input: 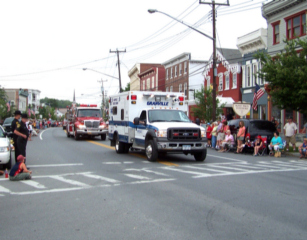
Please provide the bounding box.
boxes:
[148,9,218,120]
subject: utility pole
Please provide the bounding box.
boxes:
[199,0,229,121]
[110,48,126,93]
[98,79,108,120]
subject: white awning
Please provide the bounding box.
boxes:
[217,97,235,108]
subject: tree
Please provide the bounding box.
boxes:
[255,38,307,115]
[191,86,224,122]
[122,83,130,92]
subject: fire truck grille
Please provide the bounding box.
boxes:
[84,121,100,128]
[168,128,201,141]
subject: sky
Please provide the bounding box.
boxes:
[0,0,269,106]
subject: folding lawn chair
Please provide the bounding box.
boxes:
[258,137,267,156]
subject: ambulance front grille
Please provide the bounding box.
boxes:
[168,128,201,141]
[84,121,100,128]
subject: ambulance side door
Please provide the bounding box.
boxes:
[134,110,147,147]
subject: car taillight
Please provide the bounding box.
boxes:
[131,95,137,100]
[178,96,184,101]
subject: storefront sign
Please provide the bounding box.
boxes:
[232,103,251,117]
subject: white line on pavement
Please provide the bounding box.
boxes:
[124,174,151,180]
[21,180,46,189]
[207,154,246,162]
[124,168,170,176]
[78,172,120,183]
[27,163,84,168]
[49,176,90,187]
[0,185,10,193]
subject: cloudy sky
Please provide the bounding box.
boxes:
[0,0,268,106]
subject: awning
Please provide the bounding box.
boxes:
[216,96,235,108]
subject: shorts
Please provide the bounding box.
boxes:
[285,135,296,145]
[222,142,229,148]
[217,132,225,141]
[238,136,244,141]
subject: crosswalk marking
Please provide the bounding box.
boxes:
[125,168,170,176]
[78,172,120,183]
[49,176,90,187]
[205,164,251,172]
[21,180,46,189]
[0,185,10,193]
[124,174,151,180]
[161,166,211,177]
[183,165,231,174]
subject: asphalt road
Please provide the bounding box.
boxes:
[1,127,307,240]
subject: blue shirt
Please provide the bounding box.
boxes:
[271,136,283,149]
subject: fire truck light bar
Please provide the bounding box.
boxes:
[80,104,97,107]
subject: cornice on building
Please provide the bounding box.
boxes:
[162,52,191,68]
[237,28,267,55]
[262,0,303,19]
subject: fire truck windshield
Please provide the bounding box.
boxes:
[77,109,102,118]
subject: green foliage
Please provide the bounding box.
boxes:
[121,83,130,92]
[255,38,307,115]
[38,105,56,119]
[192,86,224,122]
[40,97,77,108]
[0,88,17,120]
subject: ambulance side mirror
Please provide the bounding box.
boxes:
[134,117,140,125]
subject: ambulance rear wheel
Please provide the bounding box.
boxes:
[145,140,158,162]
[115,134,124,153]
[101,134,106,141]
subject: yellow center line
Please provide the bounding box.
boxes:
[86,140,178,167]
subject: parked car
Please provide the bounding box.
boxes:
[228,119,276,144]
[0,125,12,169]
[2,117,15,134]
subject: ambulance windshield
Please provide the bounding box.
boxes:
[148,110,190,123]
[78,109,102,118]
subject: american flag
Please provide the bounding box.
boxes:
[6,101,10,112]
[252,83,265,111]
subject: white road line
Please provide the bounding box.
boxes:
[272,160,307,167]
[206,164,251,172]
[230,163,269,170]
[49,176,90,187]
[162,166,211,177]
[253,163,286,169]
[123,162,134,164]
[183,165,231,174]
[0,185,10,193]
[21,180,46,189]
[257,161,307,169]
[27,163,83,168]
[207,154,245,162]
[124,174,150,180]
[33,171,92,179]
[78,172,120,183]
[125,168,170,176]
[39,129,47,140]
[10,186,86,195]
[103,162,122,165]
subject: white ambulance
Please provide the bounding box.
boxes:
[108,91,207,162]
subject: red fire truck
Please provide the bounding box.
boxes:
[66,104,108,140]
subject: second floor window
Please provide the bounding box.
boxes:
[184,62,187,74]
[152,77,155,89]
[247,66,251,87]
[179,64,182,75]
[225,74,229,90]
[286,12,306,39]
[232,73,237,89]
[218,75,223,91]
[273,23,280,44]
[171,68,173,78]
[175,66,177,77]
[179,84,182,93]
[253,64,258,85]
[166,69,169,80]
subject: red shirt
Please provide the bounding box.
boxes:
[206,126,212,139]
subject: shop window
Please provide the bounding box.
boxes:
[232,73,237,89]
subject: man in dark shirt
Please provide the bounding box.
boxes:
[11,110,21,163]
[17,114,29,165]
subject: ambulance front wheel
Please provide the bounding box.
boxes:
[145,140,158,162]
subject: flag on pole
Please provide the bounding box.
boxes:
[6,101,10,112]
[252,83,265,111]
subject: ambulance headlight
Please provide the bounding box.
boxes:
[156,129,167,138]
[201,129,205,138]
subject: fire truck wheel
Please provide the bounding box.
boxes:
[194,149,207,162]
[74,130,80,141]
[115,134,124,153]
[101,134,106,141]
[145,140,158,162]
[66,130,70,138]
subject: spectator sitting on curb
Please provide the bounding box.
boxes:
[253,136,263,156]
[298,138,307,159]
[218,130,234,152]
[268,131,283,155]
[9,155,32,181]
[236,133,251,154]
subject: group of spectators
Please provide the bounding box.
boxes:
[204,117,307,158]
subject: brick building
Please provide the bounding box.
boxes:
[139,65,165,91]
[262,0,307,132]
[162,53,207,99]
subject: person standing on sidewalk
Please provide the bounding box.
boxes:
[11,110,22,163]
[283,117,297,151]
[17,114,29,165]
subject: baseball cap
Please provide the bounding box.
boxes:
[17,155,25,162]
